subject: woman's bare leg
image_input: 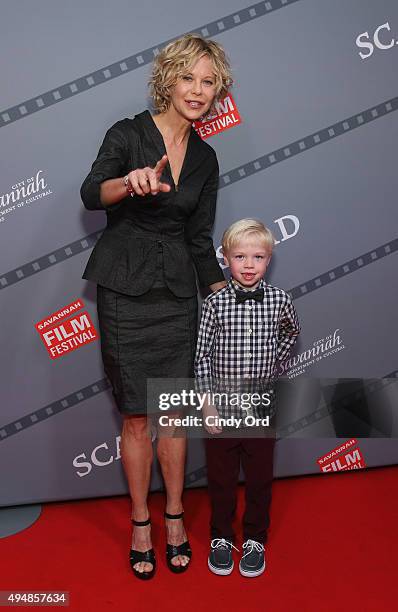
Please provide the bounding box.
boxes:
[157,422,190,567]
[120,414,153,573]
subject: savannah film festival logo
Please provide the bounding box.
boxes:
[0,170,52,223]
[317,439,366,473]
[35,299,98,360]
[193,93,241,139]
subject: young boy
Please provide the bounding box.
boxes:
[194,219,300,577]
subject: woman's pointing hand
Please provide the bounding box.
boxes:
[127,154,171,196]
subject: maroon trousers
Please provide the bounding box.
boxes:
[205,435,276,544]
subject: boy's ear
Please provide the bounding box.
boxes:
[221,249,229,268]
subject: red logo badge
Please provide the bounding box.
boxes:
[193,94,242,139]
[317,439,366,472]
[35,299,98,359]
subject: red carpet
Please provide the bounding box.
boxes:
[1,465,397,611]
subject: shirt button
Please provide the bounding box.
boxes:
[248,329,252,334]
[248,353,252,358]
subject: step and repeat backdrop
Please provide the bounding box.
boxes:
[1,0,397,505]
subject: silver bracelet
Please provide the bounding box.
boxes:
[123,175,135,198]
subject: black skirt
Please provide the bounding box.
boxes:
[96,247,198,415]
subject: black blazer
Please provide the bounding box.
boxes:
[80,110,225,297]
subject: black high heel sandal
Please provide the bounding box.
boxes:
[164,511,192,574]
[129,517,156,580]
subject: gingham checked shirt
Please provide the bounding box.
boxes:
[194,278,301,393]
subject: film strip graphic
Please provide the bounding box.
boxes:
[0,231,396,443]
[288,238,398,300]
[0,231,102,289]
[1,95,398,290]
[185,466,207,487]
[0,378,111,442]
[276,371,398,439]
[0,0,300,129]
[219,96,398,188]
[154,465,208,490]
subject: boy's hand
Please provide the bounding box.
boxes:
[202,399,222,435]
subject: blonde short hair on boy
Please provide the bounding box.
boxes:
[149,34,233,114]
[222,219,275,255]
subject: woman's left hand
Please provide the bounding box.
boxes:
[209,280,227,293]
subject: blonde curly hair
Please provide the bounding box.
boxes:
[222,219,275,255]
[149,33,233,115]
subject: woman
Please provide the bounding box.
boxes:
[80,34,232,579]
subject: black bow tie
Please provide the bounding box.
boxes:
[235,287,264,304]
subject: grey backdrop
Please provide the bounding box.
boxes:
[1,0,397,505]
